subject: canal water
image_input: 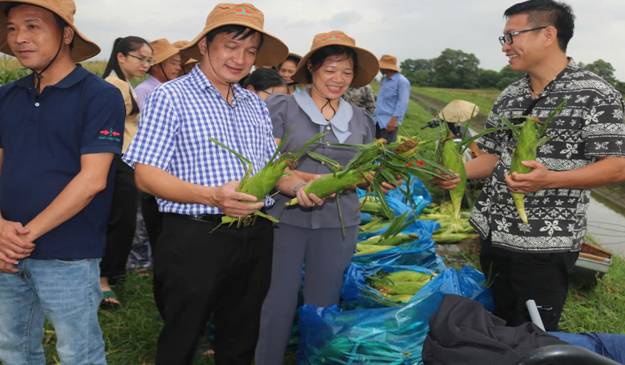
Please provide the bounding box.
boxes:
[587,193,625,257]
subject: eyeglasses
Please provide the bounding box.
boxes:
[498,26,548,46]
[127,53,154,66]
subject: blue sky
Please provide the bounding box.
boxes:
[77,0,625,79]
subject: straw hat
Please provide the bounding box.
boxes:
[150,38,180,66]
[438,99,480,124]
[0,0,100,61]
[292,30,378,88]
[379,54,399,72]
[183,57,198,73]
[181,3,288,67]
[172,40,189,49]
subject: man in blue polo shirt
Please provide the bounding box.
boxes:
[0,1,124,364]
[375,54,411,142]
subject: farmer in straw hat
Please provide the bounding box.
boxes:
[135,38,182,110]
[123,3,288,364]
[0,0,125,363]
[375,54,411,142]
[254,30,392,365]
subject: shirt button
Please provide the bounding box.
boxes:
[34,102,40,107]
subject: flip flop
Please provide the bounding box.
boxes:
[100,289,121,309]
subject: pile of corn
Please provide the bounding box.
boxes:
[421,202,478,244]
[367,270,433,304]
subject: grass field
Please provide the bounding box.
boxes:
[0,56,107,83]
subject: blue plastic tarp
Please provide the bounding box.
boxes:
[298,266,493,365]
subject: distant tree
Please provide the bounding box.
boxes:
[496,65,524,89]
[477,69,500,88]
[583,59,617,84]
[615,80,625,95]
[431,49,480,88]
[400,58,434,86]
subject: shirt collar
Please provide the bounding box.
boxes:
[293,87,353,143]
[522,58,578,97]
[189,64,250,103]
[15,64,89,90]
[384,72,399,81]
[146,75,162,87]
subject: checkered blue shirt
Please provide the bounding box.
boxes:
[123,65,277,215]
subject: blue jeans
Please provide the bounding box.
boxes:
[0,259,106,365]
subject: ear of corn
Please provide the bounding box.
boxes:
[209,132,324,226]
[441,139,467,220]
[360,233,418,247]
[509,116,539,224]
[366,270,433,304]
[355,244,394,255]
[502,102,565,224]
[285,167,369,206]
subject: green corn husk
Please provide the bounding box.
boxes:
[209,132,323,226]
[355,243,394,255]
[441,139,467,220]
[368,270,433,301]
[285,167,369,206]
[359,196,387,217]
[358,218,390,233]
[432,232,479,244]
[501,102,565,224]
[510,116,539,224]
[360,233,418,247]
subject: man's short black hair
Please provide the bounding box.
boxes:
[204,24,264,51]
[504,0,575,52]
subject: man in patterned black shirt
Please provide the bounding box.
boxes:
[439,0,625,330]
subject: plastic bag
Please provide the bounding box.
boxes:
[298,266,493,365]
[352,234,445,272]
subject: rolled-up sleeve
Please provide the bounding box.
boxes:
[122,88,179,170]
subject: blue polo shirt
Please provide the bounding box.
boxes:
[0,65,125,260]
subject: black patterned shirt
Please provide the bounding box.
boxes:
[471,62,625,252]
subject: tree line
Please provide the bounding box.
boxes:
[401,48,625,94]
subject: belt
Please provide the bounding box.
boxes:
[164,213,224,223]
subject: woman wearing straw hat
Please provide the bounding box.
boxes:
[99,36,153,308]
[135,38,182,109]
[122,3,288,364]
[0,0,124,363]
[277,52,301,94]
[255,30,382,365]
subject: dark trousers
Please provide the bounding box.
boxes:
[140,192,162,254]
[480,238,579,331]
[375,124,398,142]
[101,156,138,281]
[154,214,273,365]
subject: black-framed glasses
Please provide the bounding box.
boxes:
[498,26,548,46]
[127,53,154,66]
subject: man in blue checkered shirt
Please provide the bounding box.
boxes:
[122,4,290,364]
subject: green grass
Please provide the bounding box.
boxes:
[412,86,499,118]
[561,255,625,333]
[0,56,107,84]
